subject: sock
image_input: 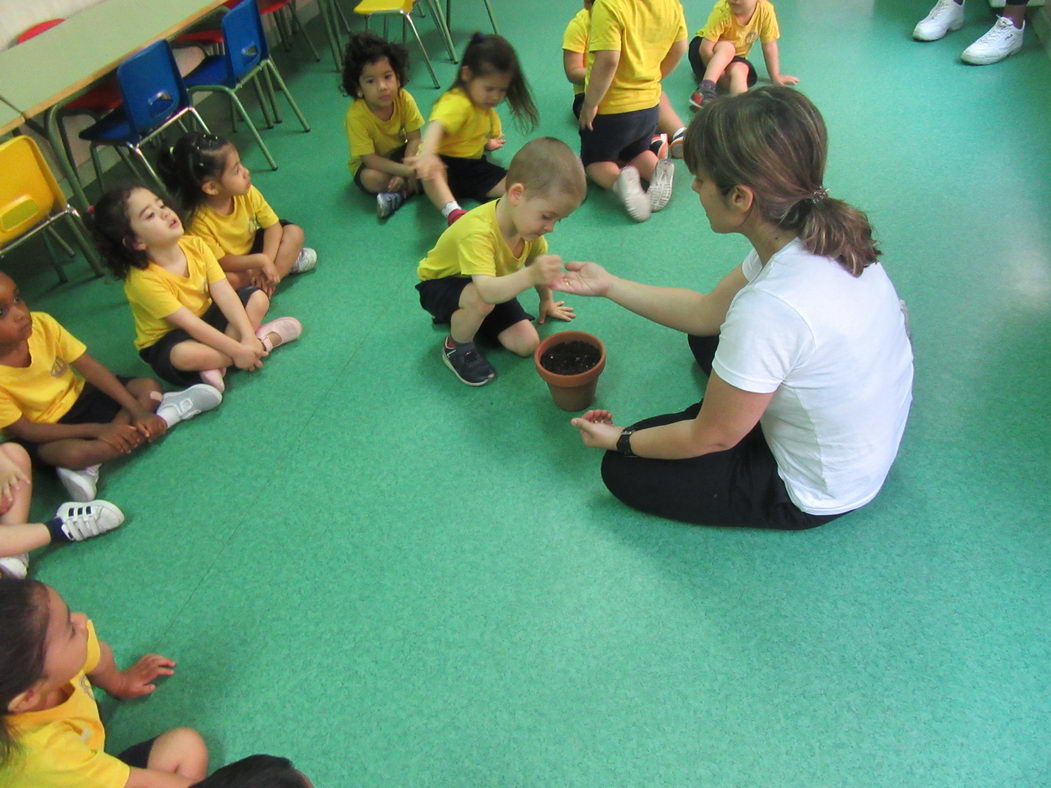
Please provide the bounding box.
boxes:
[45,516,71,544]
[700,79,716,92]
[441,201,463,218]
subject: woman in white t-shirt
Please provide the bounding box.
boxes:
[557,87,913,529]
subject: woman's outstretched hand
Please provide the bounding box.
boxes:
[570,409,623,450]
[554,261,612,298]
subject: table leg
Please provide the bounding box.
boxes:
[44,103,90,215]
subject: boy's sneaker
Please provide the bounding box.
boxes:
[961,16,1024,64]
[613,166,651,222]
[688,80,717,110]
[377,191,405,220]
[56,464,100,502]
[0,553,29,579]
[291,247,317,274]
[648,133,669,160]
[913,0,965,40]
[49,500,125,543]
[156,383,223,429]
[446,208,468,226]
[257,317,303,352]
[669,127,687,159]
[442,338,495,386]
[649,159,675,212]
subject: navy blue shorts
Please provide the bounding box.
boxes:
[688,36,758,86]
[579,105,659,167]
[353,143,408,195]
[248,219,293,254]
[415,276,532,340]
[117,737,156,769]
[440,154,506,203]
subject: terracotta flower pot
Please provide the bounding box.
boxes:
[534,330,606,411]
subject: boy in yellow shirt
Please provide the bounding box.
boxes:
[688,0,798,108]
[415,138,586,386]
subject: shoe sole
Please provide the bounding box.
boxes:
[649,162,674,212]
[441,349,494,386]
[669,139,684,159]
[960,41,1022,64]
[913,20,963,41]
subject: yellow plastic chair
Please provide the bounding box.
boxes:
[353,0,456,89]
[0,136,103,283]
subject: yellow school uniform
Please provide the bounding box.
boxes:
[698,0,780,57]
[188,185,279,260]
[563,8,590,97]
[428,88,502,159]
[587,0,688,114]
[0,312,86,429]
[123,235,229,350]
[345,88,425,175]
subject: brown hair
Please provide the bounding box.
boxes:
[453,33,538,131]
[0,579,48,767]
[684,87,879,276]
[506,137,586,202]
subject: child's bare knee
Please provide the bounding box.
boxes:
[0,442,31,471]
[151,727,208,778]
[282,223,304,245]
[247,289,271,310]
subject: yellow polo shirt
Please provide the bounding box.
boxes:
[123,235,229,350]
[587,0,687,114]
[188,185,279,260]
[0,312,86,428]
[563,8,590,96]
[345,88,425,175]
[429,88,502,159]
[698,0,780,57]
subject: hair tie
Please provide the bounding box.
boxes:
[807,187,828,205]
[469,31,486,45]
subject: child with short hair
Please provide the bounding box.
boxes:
[687,0,798,109]
[0,271,222,502]
[92,184,302,396]
[161,132,317,295]
[193,754,312,787]
[409,34,538,226]
[415,138,585,386]
[342,32,425,220]
[578,0,688,222]
[0,577,209,786]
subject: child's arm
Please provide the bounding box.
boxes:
[579,50,620,131]
[472,254,564,305]
[72,353,166,441]
[564,49,587,87]
[89,638,175,699]
[0,524,54,555]
[661,38,688,78]
[760,40,798,85]
[216,251,275,283]
[164,299,263,372]
[407,122,447,181]
[2,416,142,452]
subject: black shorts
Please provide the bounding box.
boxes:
[688,36,758,86]
[20,376,135,463]
[579,104,659,167]
[248,219,293,254]
[439,154,506,203]
[572,93,584,120]
[415,277,532,340]
[353,144,408,194]
[138,287,259,387]
[116,737,156,769]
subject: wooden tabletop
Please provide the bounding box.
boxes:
[0,0,226,119]
[0,99,24,135]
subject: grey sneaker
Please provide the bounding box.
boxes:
[649,159,674,212]
[0,553,29,579]
[292,247,317,274]
[377,191,405,220]
[50,500,125,543]
[613,166,651,222]
[56,464,100,502]
[442,339,495,386]
[156,383,223,429]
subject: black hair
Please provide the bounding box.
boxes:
[453,33,538,131]
[158,131,233,215]
[90,182,179,279]
[341,31,410,98]
[0,579,49,768]
[192,754,308,787]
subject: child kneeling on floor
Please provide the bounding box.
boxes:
[415,138,586,386]
[0,272,221,502]
[0,577,208,786]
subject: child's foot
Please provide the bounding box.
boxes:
[961,16,1024,64]
[613,166,651,222]
[47,500,125,543]
[257,317,303,352]
[688,80,717,110]
[669,127,687,159]
[291,247,318,274]
[0,553,29,579]
[442,337,495,386]
[200,367,227,393]
[913,0,965,41]
[649,159,675,212]
[156,384,223,429]
[446,208,468,226]
[648,133,669,160]
[56,464,101,502]
[377,191,406,220]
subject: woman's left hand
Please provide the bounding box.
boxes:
[570,410,622,450]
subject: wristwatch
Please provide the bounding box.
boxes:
[617,427,637,457]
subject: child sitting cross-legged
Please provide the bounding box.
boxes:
[415,138,586,386]
[0,272,221,502]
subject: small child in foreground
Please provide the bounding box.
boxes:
[415,138,586,386]
[0,271,221,501]
[0,578,208,786]
[342,32,425,220]
[192,754,313,787]
[688,0,797,109]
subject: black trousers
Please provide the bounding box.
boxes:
[599,335,846,530]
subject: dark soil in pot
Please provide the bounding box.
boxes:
[540,340,601,375]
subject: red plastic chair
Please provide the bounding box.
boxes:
[176,0,319,61]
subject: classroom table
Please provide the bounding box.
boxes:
[0,100,25,136]
[0,0,227,211]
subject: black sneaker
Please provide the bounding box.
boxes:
[442,339,495,386]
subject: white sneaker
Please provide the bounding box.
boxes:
[613,166,651,222]
[913,0,965,41]
[292,247,317,274]
[156,384,223,429]
[51,500,125,542]
[649,159,675,212]
[961,16,1024,64]
[0,553,29,579]
[56,464,100,502]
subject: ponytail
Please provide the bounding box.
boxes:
[454,34,538,131]
[0,579,48,768]
[158,132,230,215]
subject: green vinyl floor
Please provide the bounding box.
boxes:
[5,0,1050,784]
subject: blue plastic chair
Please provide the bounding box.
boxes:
[184,0,310,170]
[79,40,209,190]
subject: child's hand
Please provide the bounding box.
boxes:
[570,411,623,450]
[529,254,564,287]
[486,135,506,151]
[232,340,265,371]
[554,260,612,298]
[773,74,799,86]
[249,269,276,298]
[111,654,176,699]
[388,175,406,192]
[131,411,168,442]
[0,461,28,510]
[538,299,575,324]
[97,423,145,454]
[408,153,444,182]
[579,101,598,131]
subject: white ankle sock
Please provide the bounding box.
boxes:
[441,201,463,218]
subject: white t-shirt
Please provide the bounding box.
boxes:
[712,239,914,515]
